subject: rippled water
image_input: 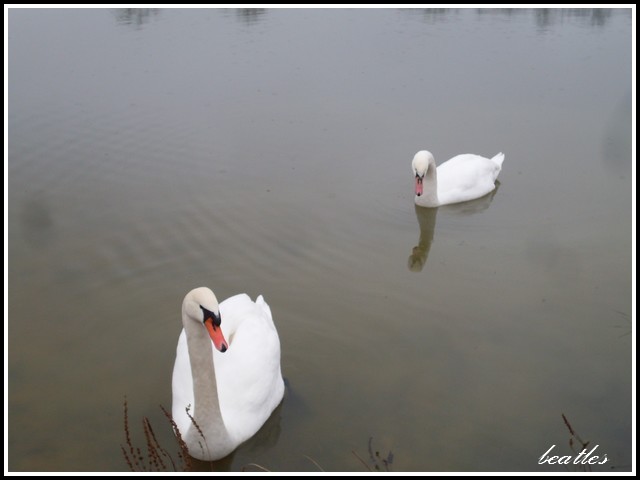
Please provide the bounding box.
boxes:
[8,8,632,472]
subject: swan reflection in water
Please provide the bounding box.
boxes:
[408,181,500,272]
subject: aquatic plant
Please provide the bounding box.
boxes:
[121,398,191,472]
[122,398,394,471]
[352,436,394,472]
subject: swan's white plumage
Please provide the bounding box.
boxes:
[172,291,284,460]
[412,150,504,207]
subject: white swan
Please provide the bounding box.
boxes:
[412,150,505,207]
[172,287,285,461]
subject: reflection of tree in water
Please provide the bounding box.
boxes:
[235,8,267,26]
[113,9,161,28]
[602,91,632,175]
[532,8,616,29]
[414,8,460,24]
[405,8,627,30]
[21,195,54,248]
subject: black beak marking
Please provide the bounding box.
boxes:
[200,305,221,326]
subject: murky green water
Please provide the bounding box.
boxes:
[8,8,632,472]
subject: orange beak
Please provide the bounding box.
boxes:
[204,317,228,352]
[415,175,423,196]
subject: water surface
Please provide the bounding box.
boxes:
[8,8,632,472]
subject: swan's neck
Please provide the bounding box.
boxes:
[183,316,233,459]
[418,158,439,207]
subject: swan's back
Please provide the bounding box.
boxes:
[212,294,284,445]
[436,153,503,206]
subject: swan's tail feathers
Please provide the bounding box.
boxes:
[256,294,274,324]
[491,152,505,169]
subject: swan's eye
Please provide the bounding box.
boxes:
[199,305,221,326]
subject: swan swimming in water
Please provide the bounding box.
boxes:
[412,150,505,207]
[172,287,284,461]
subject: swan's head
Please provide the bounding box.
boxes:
[183,287,229,353]
[412,150,434,197]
